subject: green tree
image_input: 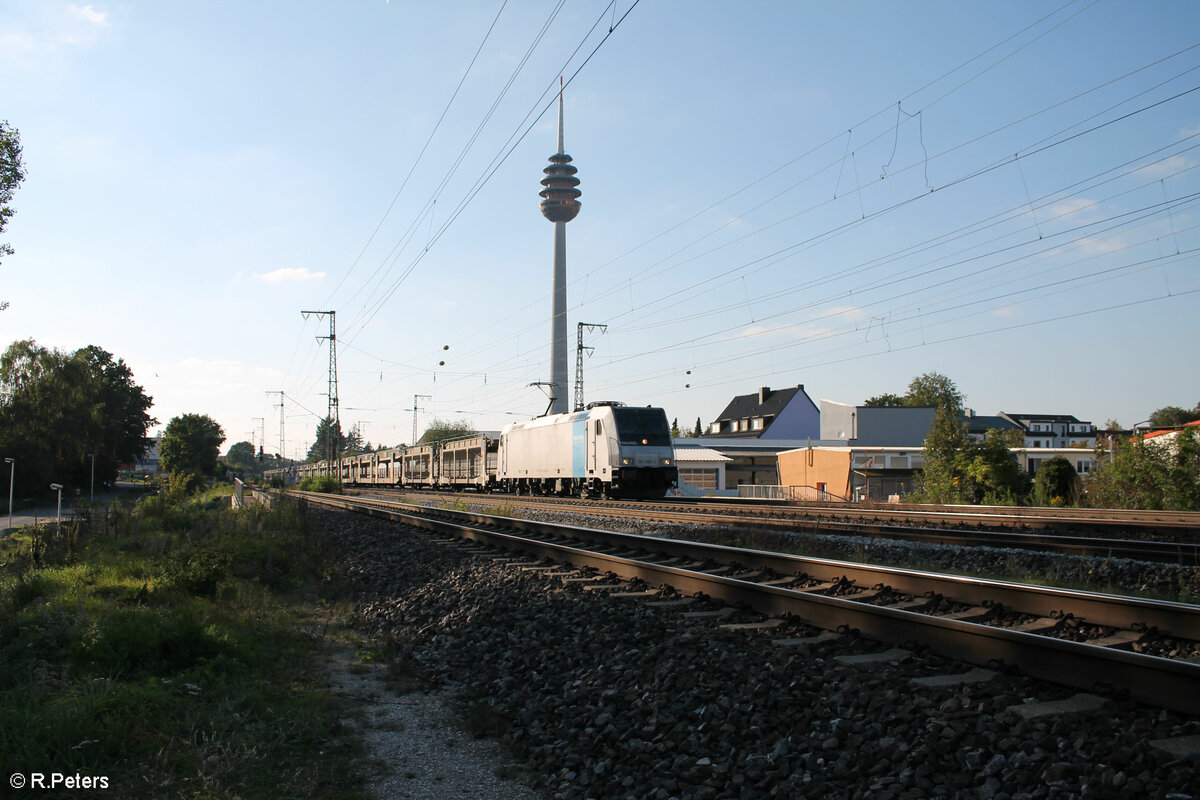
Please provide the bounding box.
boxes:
[1033,456,1080,506]
[1084,429,1200,510]
[343,426,366,456]
[306,417,343,463]
[1148,405,1200,428]
[1,121,25,311]
[913,407,972,503]
[224,441,258,472]
[904,372,964,414]
[863,393,906,407]
[963,429,1032,505]
[159,414,225,489]
[671,418,681,438]
[417,418,477,444]
[693,418,702,438]
[0,339,155,499]
[75,345,157,483]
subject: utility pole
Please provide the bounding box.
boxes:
[267,391,285,460]
[301,310,338,472]
[413,395,431,445]
[574,321,607,412]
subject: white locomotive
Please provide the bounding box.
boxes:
[498,402,676,498]
[275,401,677,499]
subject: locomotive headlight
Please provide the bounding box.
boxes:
[641,438,648,445]
[622,458,632,465]
[663,458,672,465]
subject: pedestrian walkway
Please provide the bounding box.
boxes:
[2,483,141,534]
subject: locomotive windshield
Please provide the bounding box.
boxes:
[611,407,672,446]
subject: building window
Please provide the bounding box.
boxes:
[1077,459,1093,474]
[710,423,721,434]
[751,418,764,430]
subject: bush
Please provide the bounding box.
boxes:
[298,474,341,493]
[1085,429,1200,510]
[1034,456,1080,506]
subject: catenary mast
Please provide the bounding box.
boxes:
[539,80,581,415]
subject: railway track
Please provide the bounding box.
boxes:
[294,490,1200,714]
[373,489,1200,565]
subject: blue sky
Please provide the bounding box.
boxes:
[2,1,1198,458]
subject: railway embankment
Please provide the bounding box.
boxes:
[326,508,1200,800]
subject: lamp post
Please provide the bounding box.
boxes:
[88,453,95,504]
[49,483,63,537]
[4,458,13,533]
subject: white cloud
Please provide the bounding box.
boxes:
[732,321,834,341]
[1134,154,1195,178]
[255,267,326,283]
[1,4,110,68]
[69,5,109,26]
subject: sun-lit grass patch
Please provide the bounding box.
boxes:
[0,491,369,799]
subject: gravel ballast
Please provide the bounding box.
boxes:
[326,509,1200,800]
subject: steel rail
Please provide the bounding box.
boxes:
[387,490,1200,564]
[296,491,1200,714]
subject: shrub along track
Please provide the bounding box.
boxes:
[295,491,1200,715]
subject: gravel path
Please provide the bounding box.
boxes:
[326,646,544,800]
[325,509,1200,800]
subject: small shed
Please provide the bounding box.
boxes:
[673,447,732,494]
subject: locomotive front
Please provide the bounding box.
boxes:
[603,405,677,498]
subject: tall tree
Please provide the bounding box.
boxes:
[693,418,702,438]
[224,441,258,472]
[863,393,906,407]
[904,372,964,414]
[0,121,25,311]
[159,414,225,488]
[1148,405,1200,428]
[343,426,366,456]
[914,407,972,503]
[74,345,157,484]
[306,416,344,463]
[0,339,155,498]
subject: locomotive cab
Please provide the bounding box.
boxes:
[603,406,677,498]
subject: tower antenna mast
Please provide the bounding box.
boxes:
[539,77,581,415]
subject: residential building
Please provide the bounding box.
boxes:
[819,400,936,446]
[999,413,1096,449]
[962,410,1023,443]
[703,385,819,440]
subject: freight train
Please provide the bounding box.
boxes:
[272,402,677,499]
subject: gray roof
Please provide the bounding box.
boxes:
[962,415,1022,434]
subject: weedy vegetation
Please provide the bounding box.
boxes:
[0,485,369,799]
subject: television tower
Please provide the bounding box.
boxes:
[539,80,581,415]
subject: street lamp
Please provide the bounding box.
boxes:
[49,483,63,537]
[87,453,95,504]
[4,458,13,533]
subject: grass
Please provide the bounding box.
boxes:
[0,487,369,799]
